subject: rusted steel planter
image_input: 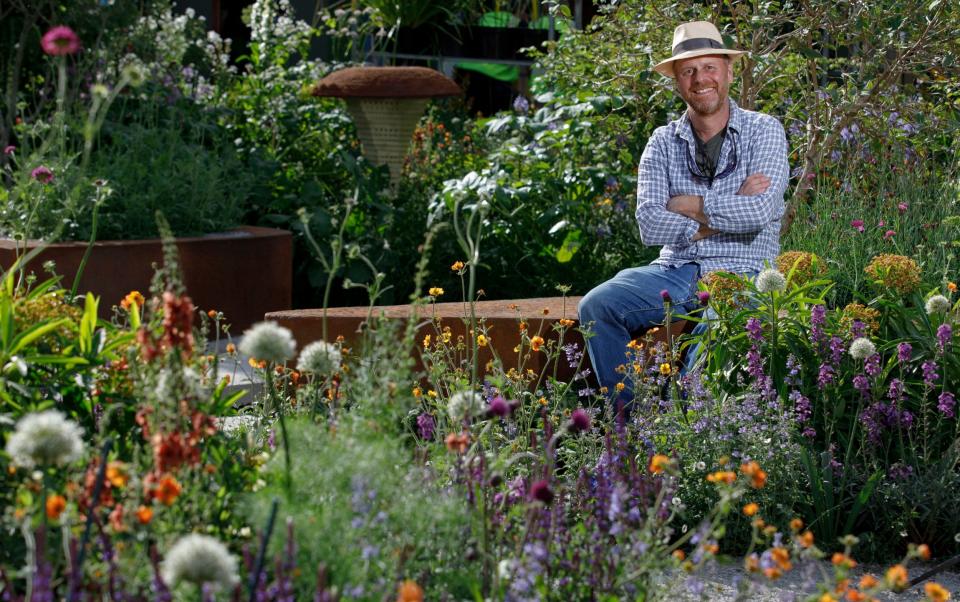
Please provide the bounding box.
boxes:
[0,226,292,330]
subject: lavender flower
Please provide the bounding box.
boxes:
[416,413,435,440]
[937,392,956,418]
[864,353,881,377]
[936,323,952,353]
[887,378,904,401]
[809,304,826,345]
[897,342,912,363]
[852,374,871,397]
[817,363,835,388]
[922,360,939,386]
[746,317,763,342]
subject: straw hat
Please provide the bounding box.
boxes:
[653,21,747,78]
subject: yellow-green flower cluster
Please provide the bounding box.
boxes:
[776,251,827,287]
[864,254,921,296]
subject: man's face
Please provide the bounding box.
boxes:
[674,55,733,117]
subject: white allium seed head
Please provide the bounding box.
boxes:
[756,269,787,293]
[155,367,206,402]
[5,410,84,468]
[239,321,296,364]
[447,391,484,422]
[925,294,951,315]
[849,337,876,360]
[161,534,239,591]
[296,340,342,374]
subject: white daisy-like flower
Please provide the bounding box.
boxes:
[5,410,84,468]
[925,294,951,315]
[849,337,877,360]
[296,340,342,374]
[239,321,296,364]
[755,269,787,293]
[447,391,485,422]
[161,534,239,591]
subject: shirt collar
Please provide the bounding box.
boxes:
[676,98,742,143]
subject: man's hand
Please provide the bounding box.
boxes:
[691,224,718,241]
[737,173,771,196]
[667,194,707,224]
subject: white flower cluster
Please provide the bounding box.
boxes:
[239,321,296,364]
[161,534,238,590]
[925,294,951,315]
[447,391,485,422]
[5,410,84,468]
[755,268,787,294]
[155,367,208,403]
[296,340,342,374]
[249,0,312,50]
[849,337,877,360]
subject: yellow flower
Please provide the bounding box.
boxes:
[742,503,760,517]
[706,470,736,485]
[615,382,626,392]
[530,336,545,352]
[428,287,444,297]
[422,334,431,349]
[427,389,437,398]
[106,462,128,488]
[537,396,548,405]
[476,334,488,347]
[924,582,951,602]
[864,254,921,296]
[659,362,672,376]
[451,261,465,272]
[412,387,422,397]
[558,318,575,327]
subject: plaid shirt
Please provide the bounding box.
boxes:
[635,99,789,274]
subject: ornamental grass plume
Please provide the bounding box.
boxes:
[5,410,84,468]
[296,340,341,374]
[776,251,827,286]
[849,337,877,360]
[864,254,921,296]
[925,294,951,315]
[239,321,296,364]
[755,268,787,293]
[447,390,484,422]
[840,303,881,335]
[161,533,239,591]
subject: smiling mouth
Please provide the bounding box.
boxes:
[692,88,715,96]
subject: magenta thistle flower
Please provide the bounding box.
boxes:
[487,396,511,418]
[40,26,81,56]
[696,290,710,305]
[897,202,908,213]
[530,479,554,505]
[30,166,54,183]
[568,408,591,433]
[2,145,14,155]
[850,219,865,233]
[659,289,671,303]
[883,229,896,240]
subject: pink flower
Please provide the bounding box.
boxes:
[40,26,81,56]
[850,219,865,233]
[877,220,885,228]
[884,229,896,240]
[2,145,14,155]
[30,166,54,183]
[897,202,908,213]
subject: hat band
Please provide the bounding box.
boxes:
[672,37,723,56]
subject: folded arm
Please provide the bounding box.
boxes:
[634,132,700,247]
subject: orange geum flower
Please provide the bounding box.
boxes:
[648,454,672,474]
[397,579,424,602]
[558,319,575,327]
[948,282,957,294]
[106,461,128,488]
[799,530,815,548]
[917,543,932,561]
[445,432,469,454]
[924,582,951,602]
[451,261,465,272]
[155,474,182,506]
[135,505,153,525]
[742,503,760,517]
[763,567,782,580]
[740,461,768,488]
[832,553,857,569]
[412,387,422,398]
[120,290,145,310]
[858,574,879,590]
[530,336,545,352]
[790,518,804,532]
[744,554,760,572]
[615,382,626,392]
[706,470,737,485]
[844,588,867,602]
[885,564,908,591]
[771,547,792,571]
[45,494,67,520]
[672,549,686,561]
[226,342,236,354]
[428,287,444,297]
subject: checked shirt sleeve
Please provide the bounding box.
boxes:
[635,130,700,247]
[702,116,788,234]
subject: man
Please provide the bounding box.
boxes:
[578,21,789,404]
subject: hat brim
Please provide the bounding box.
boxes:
[653,49,748,78]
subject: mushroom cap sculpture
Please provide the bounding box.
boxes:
[313,67,462,184]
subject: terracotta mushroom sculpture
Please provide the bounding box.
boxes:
[313,67,462,184]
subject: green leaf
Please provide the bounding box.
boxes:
[555,229,582,263]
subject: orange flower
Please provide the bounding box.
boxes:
[917,543,932,561]
[858,574,878,590]
[844,588,867,601]
[106,462,128,488]
[558,318,575,328]
[948,282,957,293]
[885,564,908,591]
[397,580,424,602]
[412,387,422,398]
[924,582,951,602]
[790,518,804,532]
[648,454,672,474]
[771,547,792,571]
[155,474,182,506]
[530,336,545,352]
[832,553,857,569]
[799,531,814,548]
[706,470,737,485]
[45,494,67,520]
[445,432,469,454]
[120,290,145,310]
[207,309,217,318]
[136,505,154,525]
[764,567,782,580]
[740,461,768,488]
[226,342,236,354]
[451,261,465,272]
[744,554,760,572]
[672,549,686,561]
[742,503,759,517]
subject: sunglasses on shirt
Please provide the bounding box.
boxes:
[685,135,738,185]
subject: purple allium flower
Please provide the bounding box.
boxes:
[887,378,904,401]
[937,323,952,353]
[416,413,435,440]
[746,317,763,342]
[530,479,554,505]
[2,145,14,155]
[569,408,591,433]
[512,95,530,115]
[488,396,510,418]
[938,392,956,418]
[41,26,81,56]
[31,165,54,183]
[659,289,672,303]
[897,342,912,363]
[696,290,710,305]
[922,360,939,386]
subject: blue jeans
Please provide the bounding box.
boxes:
[578,263,701,405]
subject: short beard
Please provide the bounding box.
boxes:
[685,90,726,116]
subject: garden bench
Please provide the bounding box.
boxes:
[265,298,688,383]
